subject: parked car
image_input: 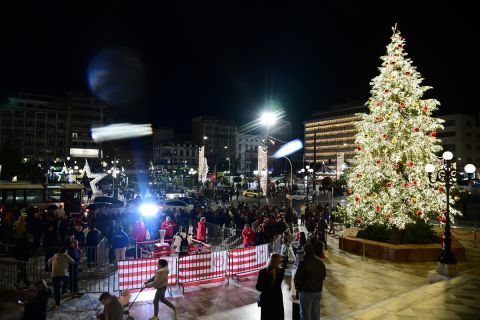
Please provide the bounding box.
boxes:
[177,197,209,209]
[162,200,194,212]
[291,191,313,201]
[84,202,119,215]
[242,189,263,198]
[93,196,124,208]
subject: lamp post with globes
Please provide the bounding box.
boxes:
[300,165,314,204]
[425,151,477,276]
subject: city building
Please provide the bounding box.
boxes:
[0,93,105,161]
[438,114,480,170]
[304,103,367,171]
[236,133,262,174]
[191,116,237,171]
[152,129,198,170]
[152,141,199,170]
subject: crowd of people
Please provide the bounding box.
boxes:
[0,190,337,319]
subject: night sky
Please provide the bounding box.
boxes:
[0,1,474,130]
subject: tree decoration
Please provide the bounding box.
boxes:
[341,26,459,229]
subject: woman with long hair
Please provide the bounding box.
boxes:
[255,253,285,319]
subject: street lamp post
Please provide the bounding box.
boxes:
[260,111,278,202]
[283,156,293,208]
[300,165,314,204]
[425,151,477,276]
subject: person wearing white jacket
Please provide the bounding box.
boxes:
[48,248,74,308]
[144,259,176,320]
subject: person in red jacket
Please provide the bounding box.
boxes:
[131,217,146,242]
[242,224,256,247]
[160,216,176,241]
[196,217,207,242]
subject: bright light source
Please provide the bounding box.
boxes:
[203,136,208,140]
[260,112,277,126]
[91,123,153,142]
[139,203,159,217]
[425,164,435,173]
[273,139,304,158]
[442,151,454,161]
[464,164,476,174]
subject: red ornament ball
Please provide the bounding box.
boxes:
[375,205,382,212]
[403,182,409,188]
[397,44,403,49]
[386,182,393,188]
[438,186,444,193]
[393,163,401,170]
[399,102,405,109]
[384,89,390,94]
[376,159,382,165]
[405,71,411,76]
[416,209,423,215]
[355,197,360,203]
[422,106,429,112]
[412,180,418,186]
[407,161,415,168]
[382,133,389,140]
[357,217,363,224]
[357,146,363,151]
[429,131,438,138]
[441,216,447,222]
[413,127,420,133]
[375,116,382,123]
[376,101,382,107]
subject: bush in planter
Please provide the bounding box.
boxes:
[356,220,438,244]
[401,220,438,244]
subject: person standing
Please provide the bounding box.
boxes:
[242,224,255,247]
[21,280,49,320]
[294,243,326,320]
[196,217,207,242]
[85,225,100,268]
[112,226,129,261]
[48,247,75,308]
[87,190,93,203]
[67,239,81,297]
[255,254,285,320]
[43,224,56,271]
[14,236,34,288]
[160,216,176,241]
[144,259,176,320]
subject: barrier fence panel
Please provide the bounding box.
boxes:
[227,244,269,279]
[177,251,228,286]
[0,256,45,289]
[117,257,177,291]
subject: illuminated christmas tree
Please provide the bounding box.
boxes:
[343,26,458,229]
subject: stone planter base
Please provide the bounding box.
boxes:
[338,229,465,262]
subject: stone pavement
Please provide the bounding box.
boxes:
[2,231,479,320]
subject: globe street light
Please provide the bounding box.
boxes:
[425,151,476,276]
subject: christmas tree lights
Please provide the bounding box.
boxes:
[343,26,458,229]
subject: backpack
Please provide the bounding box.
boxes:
[179,234,189,253]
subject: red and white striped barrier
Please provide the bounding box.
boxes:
[117,257,177,290]
[177,251,228,284]
[227,244,269,278]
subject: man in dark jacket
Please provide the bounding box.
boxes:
[86,225,100,268]
[111,226,129,261]
[294,243,326,320]
[14,236,34,288]
[67,239,82,296]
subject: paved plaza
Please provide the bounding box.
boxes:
[1,230,479,320]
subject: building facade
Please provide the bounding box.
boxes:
[0,93,105,161]
[153,141,199,170]
[304,103,367,170]
[438,114,480,170]
[191,116,237,171]
[236,133,262,174]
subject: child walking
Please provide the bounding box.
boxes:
[144,259,176,320]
